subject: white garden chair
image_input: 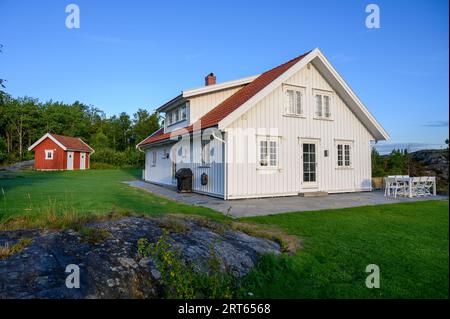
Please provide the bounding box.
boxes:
[384,176,407,198]
[410,177,423,197]
[423,177,434,196]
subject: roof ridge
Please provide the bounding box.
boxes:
[258,51,312,76]
[137,51,312,147]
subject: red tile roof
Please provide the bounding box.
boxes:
[137,51,309,147]
[51,133,93,152]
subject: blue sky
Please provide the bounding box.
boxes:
[0,0,448,153]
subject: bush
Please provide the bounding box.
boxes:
[90,162,116,170]
[90,148,144,168]
[137,232,242,299]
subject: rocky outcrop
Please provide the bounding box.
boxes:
[0,160,34,171]
[0,217,281,299]
[410,149,449,182]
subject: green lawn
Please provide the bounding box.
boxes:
[242,200,449,298]
[0,169,224,227]
[0,169,448,298]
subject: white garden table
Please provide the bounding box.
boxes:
[385,176,436,198]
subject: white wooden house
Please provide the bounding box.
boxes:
[137,48,389,199]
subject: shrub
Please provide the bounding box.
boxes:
[90,162,115,170]
[137,232,242,298]
[90,147,144,168]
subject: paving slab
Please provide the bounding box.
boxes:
[125,181,448,218]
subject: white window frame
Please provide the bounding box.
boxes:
[283,84,305,117]
[152,150,157,167]
[336,142,352,168]
[166,111,172,126]
[313,89,333,120]
[201,139,211,166]
[180,105,187,120]
[257,136,279,169]
[166,103,188,127]
[45,149,54,160]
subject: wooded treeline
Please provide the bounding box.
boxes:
[371,145,448,177]
[0,91,160,167]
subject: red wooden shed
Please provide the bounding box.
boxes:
[28,133,94,170]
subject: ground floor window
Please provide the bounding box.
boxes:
[201,139,211,165]
[171,148,177,179]
[257,136,279,168]
[45,149,53,160]
[152,151,157,167]
[337,143,352,167]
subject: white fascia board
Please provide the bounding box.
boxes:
[28,133,67,151]
[218,50,317,129]
[218,48,389,141]
[313,50,389,141]
[136,128,163,149]
[78,138,95,154]
[156,94,184,112]
[182,75,259,98]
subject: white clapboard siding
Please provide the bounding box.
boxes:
[225,63,374,199]
[176,137,225,197]
[189,86,244,125]
[144,137,225,198]
[144,147,174,186]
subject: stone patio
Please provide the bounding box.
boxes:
[126,181,448,218]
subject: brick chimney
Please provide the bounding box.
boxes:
[205,73,216,86]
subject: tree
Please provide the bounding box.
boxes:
[91,131,109,149]
[118,112,132,151]
[0,44,6,99]
[0,90,158,167]
[133,108,160,143]
[387,149,406,175]
[371,147,385,177]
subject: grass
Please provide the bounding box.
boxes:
[0,169,448,298]
[240,200,449,298]
[0,169,225,229]
[0,237,33,260]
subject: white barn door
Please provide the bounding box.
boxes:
[80,152,86,170]
[67,152,74,170]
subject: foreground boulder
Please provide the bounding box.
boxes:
[0,216,280,299]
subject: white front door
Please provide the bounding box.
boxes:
[67,152,74,170]
[302,142,318,189]
[80,152,86,170]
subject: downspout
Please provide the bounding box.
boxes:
[136,144,146,181]
[222,131,228,200]
[210,129,228,200]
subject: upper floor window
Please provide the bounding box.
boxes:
[337,143,351,167]
[180,105,187,120]
[284,85,304,116]
[167,112,174,126]
[45,149,53,160]
[314,91,332,119]
[257,136,279,168]
[166,104,188,126]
